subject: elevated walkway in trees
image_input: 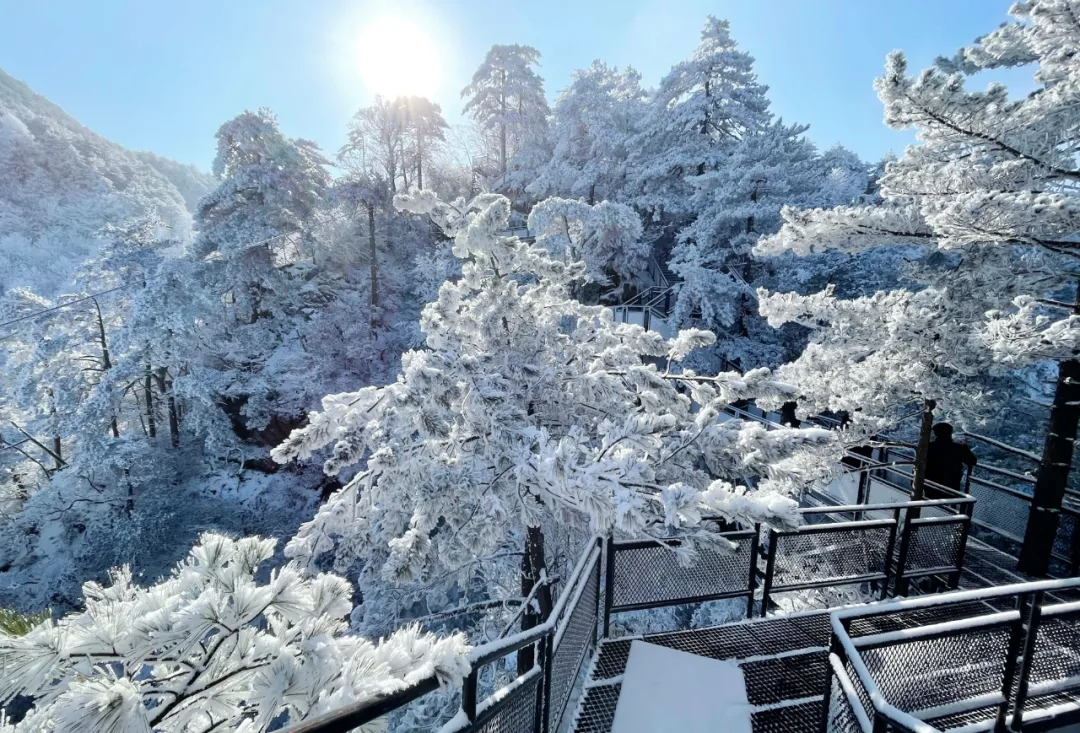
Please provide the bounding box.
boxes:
[277,336,1080,733]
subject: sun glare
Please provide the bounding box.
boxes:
[357,16,441,98]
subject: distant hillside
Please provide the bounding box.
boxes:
[0,69,214,296]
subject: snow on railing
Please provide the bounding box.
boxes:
[278,539,602,733]
[826,576,1080,733]
[729,401,1080,576]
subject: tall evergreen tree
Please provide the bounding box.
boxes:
[531,61,646,203]
[462,44,551,186]
[628,17,771,218]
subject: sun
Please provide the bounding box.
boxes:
[357,16,441,98]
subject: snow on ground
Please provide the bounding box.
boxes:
[612,641,752,733]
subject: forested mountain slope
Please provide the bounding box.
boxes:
[0,69,212,297]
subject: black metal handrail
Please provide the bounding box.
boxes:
[279,677,441,733]
[276,405,995,733]
[826,577,1080,733]
[277,540,602,733]
[603,528,760,635]
[603,493,973,633]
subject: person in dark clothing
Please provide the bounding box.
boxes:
[779,401,801,428]
[924,422,977,497]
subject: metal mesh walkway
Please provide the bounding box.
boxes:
[573,612,832,733]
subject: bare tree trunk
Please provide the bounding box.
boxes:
[367,203,379,314]
[517,525,553,675]
[911,398,937,500]
[588,183,595,206]
[400,138,410,189]
[1020,284,1080,575]
[697,79,710,175]
[747,183,759,233]
[144,366,156,439]
[93,298,119,438]
[154,368,180,448]
[499,74,508,176]
[388,142,397,193]
[46,388,62,470]
[416,139,424,190]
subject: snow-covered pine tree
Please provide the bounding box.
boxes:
[397,96,449,191]
[527,196,650,289]
[667,120,825,368]
[627,16,771,219]
[180,108,332,445]
[754,0,1080,522]
[461,45,551,190]
[0,532,470,733]
[530,61,646,204]
[272,189,841,643]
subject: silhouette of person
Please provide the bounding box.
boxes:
[779,401,801,428]
[925,422,977,497]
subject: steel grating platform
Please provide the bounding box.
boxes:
[573,611,831,733]
[570,526,1078,733]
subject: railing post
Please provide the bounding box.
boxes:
[1010,590,1044,730]
[880,508,901,600]
[760,529,778,617]
[819,635,844,733]
[593,537,603,646]
[997,594,1029,731]
[462,668,478,723]
[854,466,870,524]
[950,509,972,589]
[538,632,554,733]
[603,535,615,638]
[856,466,869,507]
[893,509,914,597]
[746,524,761,619]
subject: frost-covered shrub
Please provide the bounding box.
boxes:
[0,533,469,733]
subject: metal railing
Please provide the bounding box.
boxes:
[611,286,676,335]
[281,495,976,733]
[603,528,760,635]
[825,577,1080,732]
[279,539,602,733]
[873,443,1080,575]
[728,400,1080,576]
[601,496,973,633]
[646,257,672,289]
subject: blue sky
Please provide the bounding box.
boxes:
[0,0,1027,171]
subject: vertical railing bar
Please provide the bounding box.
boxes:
[819,633,843,733]
[997,593,1028,731]
[1011,590,1044,730]
[593,537,602,647]
[602,535,615,638]
[746,524,761,619]
[893,507,914,597]
[539,632,554,733]
[951,510,972,590]
[462,668,478,723]
[856,466,870,523]
[880,508,901,601]
[760,528,778,617]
